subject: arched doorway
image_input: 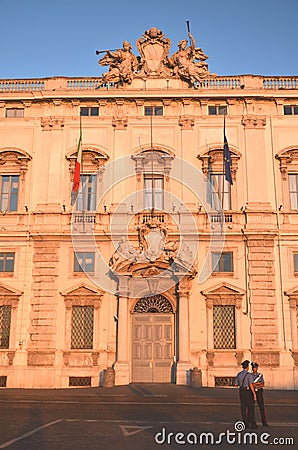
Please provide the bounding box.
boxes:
[131,294,174,383]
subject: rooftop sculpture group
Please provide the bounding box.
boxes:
[96,26,215,87]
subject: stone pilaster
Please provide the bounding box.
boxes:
[176,282,191,384]
[114,279,130,385]
[28,241,60,365]
[246,234,280,364]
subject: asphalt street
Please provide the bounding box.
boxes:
[0,384,297,449]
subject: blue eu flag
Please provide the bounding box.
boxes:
[224,120,233,185]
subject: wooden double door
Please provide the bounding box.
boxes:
[131,313,174,383]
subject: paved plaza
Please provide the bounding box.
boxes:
[0,384,297,449]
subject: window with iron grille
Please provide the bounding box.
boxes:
[80,107,99,116]
[212,252,233,273]
[289,174,298,210]
[208,173,231,210]
[144,106,164,116]
[213,305,236,349]
[5,108,24,118]
[0,175,19,211]
[0,253,15,272]
[0,306,12,349]
[283,105,298,115]
[215,377,235,387]
[76,174,97,211]
[71,306,94,349]
[74,252,95,273]
[69,376,91,387]
[208,106,227,116]
[0,376,7,387]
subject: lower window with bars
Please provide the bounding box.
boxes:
[69,377,91,387]
[215,377,235,387]
[0,376,7,387]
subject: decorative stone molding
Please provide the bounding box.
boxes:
[241,115,266,129]
[201,282,245,309]
[0,149,31,178]
[132,149,174,180]
[179,115,195,130]
[206,351,215,366]
[27,351,55,366]
[275,146,298,180]
[40,116,65,131]
[66,148,108,176]
[112,116,128,129]
[291,351,298,366]
[234,351,244,365]
[0,283,22,307]
[251,351,280,366]
[197,146,241,182]
[7,351,16,365]
[61,284,104,310]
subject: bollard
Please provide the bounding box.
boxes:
[190,367,202,388]
[102,367,115,388]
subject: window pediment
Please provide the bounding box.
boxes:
[61,283,104,309]
[0,282,22,307]
[198,146,241,177]
[276,146,298,180]
[0,149,31,176]
[66,148,108,174]
[201,282,244,309]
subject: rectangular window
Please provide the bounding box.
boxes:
[289,174,298,210]
[5,108,24,118]
[144,176,164,210]
[212,252,233,272]
[208,106,227,116]
[0,175,19,212]
[144,106,164,116]
[213,305,236,349]
[0,306,12,349]
[0,253,15,272]
[71,305,94,349]
[208,173,231,210]
[283,105,298,115]
[74,252,95,273]
[76,174,97,211]
[80,107,99,116]
[294,253,298,273]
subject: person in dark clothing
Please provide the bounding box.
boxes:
[251,362,268,427]
[235,360,257,429]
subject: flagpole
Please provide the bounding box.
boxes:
[150,108,154,216]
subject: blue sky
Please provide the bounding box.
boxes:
[1,0,298,79]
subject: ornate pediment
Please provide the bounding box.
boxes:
[0,148,31,176]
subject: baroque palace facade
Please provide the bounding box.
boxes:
[1,27,298,389]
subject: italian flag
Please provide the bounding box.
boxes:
[72,118,82,193]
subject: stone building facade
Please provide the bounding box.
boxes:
[0,27,298,389]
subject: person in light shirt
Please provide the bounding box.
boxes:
[251,362,268,427]
[235,360,257,429]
